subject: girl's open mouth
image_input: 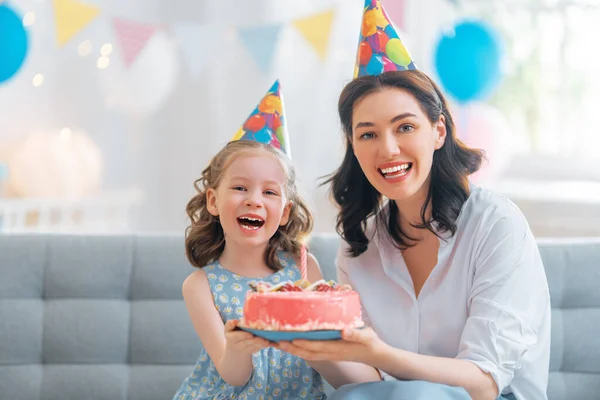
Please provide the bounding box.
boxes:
[237,216,265,230]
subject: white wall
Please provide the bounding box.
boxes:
[0,0,370,233]
[2,0,599,237]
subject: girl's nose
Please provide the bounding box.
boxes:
[244,190,263,207]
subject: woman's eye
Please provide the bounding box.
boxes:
[359,132,375,140]
[398,124,414,133]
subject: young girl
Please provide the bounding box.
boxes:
[172,139,328,400]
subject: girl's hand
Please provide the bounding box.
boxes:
[224,320,270,355]
[275,327,386,364]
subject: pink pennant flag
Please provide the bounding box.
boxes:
[380,0,405,31]
[112,18,159,68]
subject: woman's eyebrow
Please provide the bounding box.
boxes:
[390,113,417,124]
[354,113,417,130]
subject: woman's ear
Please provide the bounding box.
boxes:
[434,115,447,150]
[279,201,293,226]
[206,188,219,216]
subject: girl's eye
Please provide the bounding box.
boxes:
[359,132,375,140]
[398,124,414,133]
[264,190,278,196]
[231,186,246,191]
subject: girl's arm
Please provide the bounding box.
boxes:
[182,270,267,386]
[303,253,382,388]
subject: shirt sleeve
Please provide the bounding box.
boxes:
[456,210,550,393]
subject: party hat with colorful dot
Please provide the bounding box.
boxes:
[231,80,291,157]
[354,0,417,78]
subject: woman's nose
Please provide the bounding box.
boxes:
[380,131,401,158]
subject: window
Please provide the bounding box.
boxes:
[466,0,600,158]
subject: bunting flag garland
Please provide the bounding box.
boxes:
[293,9,335,61]
[52,0,100,46]
[49,4,338,74]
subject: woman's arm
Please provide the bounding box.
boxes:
[182,270,266,386]
[303,253,382,388]
[371,345,498,400]
[281,324,495,398]
[308,360,382,389]
[452,215,549,398]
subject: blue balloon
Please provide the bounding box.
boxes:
[366,54,384,76]
[434,21,503,103]
[384,24,397,40]
[0,4,29,84]
[253,127,272,144]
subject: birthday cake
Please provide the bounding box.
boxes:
[240,280,364,331]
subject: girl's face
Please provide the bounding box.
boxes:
[206,150,292,249]
[350,87,446,203]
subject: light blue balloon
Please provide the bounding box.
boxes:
[366,54,384,76]
[253,127,272,144]
[0,4,29,84]
[434,20,503,103]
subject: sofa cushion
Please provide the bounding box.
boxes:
[0,234,45,298]
[43,300,130,363]
[1,234,599,400]
[541,239,600,374]
[0,299,43,364]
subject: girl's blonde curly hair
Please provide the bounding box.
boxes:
[185,140,313,272]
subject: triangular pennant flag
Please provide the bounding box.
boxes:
[172,23,220,77]
[112,18,159,68]
[380,0,405,31]
[238,24,282,74]
[293,9,335,61]
[52,0,101,46]
[231,80,291,157]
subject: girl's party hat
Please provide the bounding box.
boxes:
[231,80,291,157]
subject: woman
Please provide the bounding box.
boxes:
[276,2,551,399]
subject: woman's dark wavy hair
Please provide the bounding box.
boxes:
[324,70,484,257]
[185,140,313,271]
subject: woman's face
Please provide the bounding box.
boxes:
[350,87,446,203]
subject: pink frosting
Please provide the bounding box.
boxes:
[240,291,364,331]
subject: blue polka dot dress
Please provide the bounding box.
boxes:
[172,251,327,400]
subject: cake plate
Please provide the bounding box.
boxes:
[238,327,343,342]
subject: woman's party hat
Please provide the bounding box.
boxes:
[354,0,417,78]
[231,80,291,157]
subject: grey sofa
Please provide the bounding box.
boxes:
[1,233,599,400]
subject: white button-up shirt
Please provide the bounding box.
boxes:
[337,185,551,399]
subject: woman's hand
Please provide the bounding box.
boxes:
[224,320,270,355]
[275,327,387,364]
